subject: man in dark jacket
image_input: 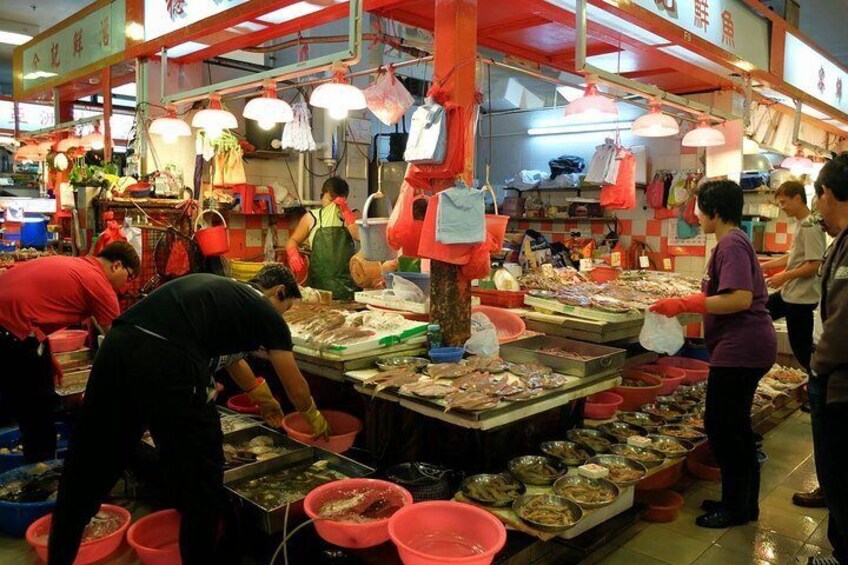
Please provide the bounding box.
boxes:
[807,153,848,565]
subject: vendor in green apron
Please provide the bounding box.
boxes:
[286,177,359,299]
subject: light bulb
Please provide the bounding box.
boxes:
[258,117,276,130]
[162,132,178,144]
[328,106,348,120]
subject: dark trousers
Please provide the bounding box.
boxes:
[807,373,828,481]
[820,398,848,562]
[766,292,816,370]
[704,366,767,517]
[48,326,226,565]
[0,329,57,462]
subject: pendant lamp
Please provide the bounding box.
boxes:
[743,137,760,155]
[81,123,105,150]
[14,143,42,163]
[682,115,726,147]
[564,81,618,122]
[0,134,18,146]
[150,105,192,144]
[781,146,814,175]
[192,93,238,140]
[244,82,294,130]
[57,135,85,152]
[37,140,53,153]
[632,99,679,137]
[309,67,366,121]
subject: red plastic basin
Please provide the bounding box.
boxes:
[656,357,710,384]
[584,392,624,420]
[127,509,181,565]
[304,478,413,549]
[471,306,526,344]
[26,504,131,564]
[226,393,260,415]
[282,410,362,453]
[389,501,506,565]
[611,370,663,411]
[48,329,87,353]
[643,490,685,523]
[687,444,721,481]
[637,364,687,395]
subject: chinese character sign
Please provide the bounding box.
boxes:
[167,0,187,21]
[694,0,710,31]
[73,29,84,57]
[721,11,735,48]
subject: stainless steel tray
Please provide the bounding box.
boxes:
[222,425,310,483]
[501,335,626,377]
[226,446,374,534]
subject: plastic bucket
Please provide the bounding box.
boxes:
[0,460,63,537]
[127,509,182,565]
[48,329,88,353]
[656,357,710,384]
[687,444,721,481]
[388,501,506,565]
[282,410,362,453]
[637,364,687,395]
[485,215,509,253]
[26,504,131,564]
[643,490,684,522]
[226,393,260,415]
[304,479,413,549]
[471,305,526,343]
[357,194,397,262]
[584,392,624,420]
[194,210,229,257]
[21,218,48,248]
[0,425,72,474]
[611,370,663,411]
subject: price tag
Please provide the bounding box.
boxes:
[663,258,673,271]
[639,255,650,269]
[579,258,594,272]
[610,252,621,268]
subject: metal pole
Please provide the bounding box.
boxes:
[160,48,168,104]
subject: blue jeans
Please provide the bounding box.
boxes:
[807,373,828,481]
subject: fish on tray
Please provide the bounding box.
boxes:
[426,363,475,379]
[363,368,420,396]
[300,311,347,335]
[443,391,500,412]
[310,327,375,348]
[452,371,493,390]
[401,379,457,399]
[521,372,567,390]
[507,362,552,378]
[463,356,508,373]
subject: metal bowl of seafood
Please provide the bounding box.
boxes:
[598,422,648,443]
[527,290,557,299]
[553,475,620,509]
[540,441,595,466]
[565,428,617,454]
[646,434,695,458]
[681,408,705,430]
[670,394,700,411]
[616,411,665,430]
[512,494,583,532]
[657,425,706,443]
[507,455,566,486]
[640,403,686,423]
[460,473,526,507]
[376,356,429,372]
[586,455,647,486]
[609,444,667,469]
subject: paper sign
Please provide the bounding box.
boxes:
[611,252,621,268]
[663,258,673,271]
[579,258,594,272]
[639,255,650,269]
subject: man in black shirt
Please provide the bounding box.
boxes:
[47,266,329,565]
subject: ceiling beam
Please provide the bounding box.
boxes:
[478,15,548,38]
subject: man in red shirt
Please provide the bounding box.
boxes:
[0,242,140,462]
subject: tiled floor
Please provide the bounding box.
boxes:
[583,409,832,565]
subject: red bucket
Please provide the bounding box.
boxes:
[194,209,230,257]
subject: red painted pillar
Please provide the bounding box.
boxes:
[429,0,478,346]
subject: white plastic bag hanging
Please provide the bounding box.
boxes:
[383,274,426,303]
[465,312,499,357]
[121,217,143,261]
[639,311,685,355]
[363,68,415,126]
[281,99,317,152]
[404,99,447,164]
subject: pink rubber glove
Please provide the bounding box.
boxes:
[333,197,356,225]
[649,293,708,317]
[286,247,306,275]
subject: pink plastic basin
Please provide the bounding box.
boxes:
[389,501,506,565]
[638,364,687,395]
[226,393,261,415]
[643,490,685,522]
[471,306,526,344]
[48,329,87,353]
[304,478,413,549]
[612,370,663,411]
[584,391,624,420]
[656,357,710,384]
[282,410,362,453]
[126,509,182,565]
[26,504,131,565]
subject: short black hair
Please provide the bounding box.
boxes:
[775,180,807,207]
[96,241,141,273]
[815,153,848,202]
[697,179,743,226]
[250,264,301,300]
[321,176,349,198]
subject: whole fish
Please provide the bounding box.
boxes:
[427,363,474,379]
[443,391,500,412]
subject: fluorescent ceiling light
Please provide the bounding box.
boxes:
[528,121,633,136]
[229,22,267,33]
[800,105,830,120]
[262,3,324,24]
[659,45,733,77]
[23,71,58,80]
[0,30,32,46]
[167,41,209,58]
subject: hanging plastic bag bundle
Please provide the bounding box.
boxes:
[404,99,447,165]
[281,98,317,152]
[121,217,143,260]
[639,311,685,355]
[363,66,415,126]
[464,312,499,357]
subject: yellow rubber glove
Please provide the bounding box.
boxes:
[302,399,331,440]
[247,379,284,428]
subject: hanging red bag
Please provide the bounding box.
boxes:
[417,192,478,265]
[683,196,700,226]
[91,212,126,256]
[386,178,428,257]
[600,152,636,210]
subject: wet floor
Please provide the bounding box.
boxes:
[584,409,831,564]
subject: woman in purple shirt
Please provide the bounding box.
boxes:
[652,180,776,529]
